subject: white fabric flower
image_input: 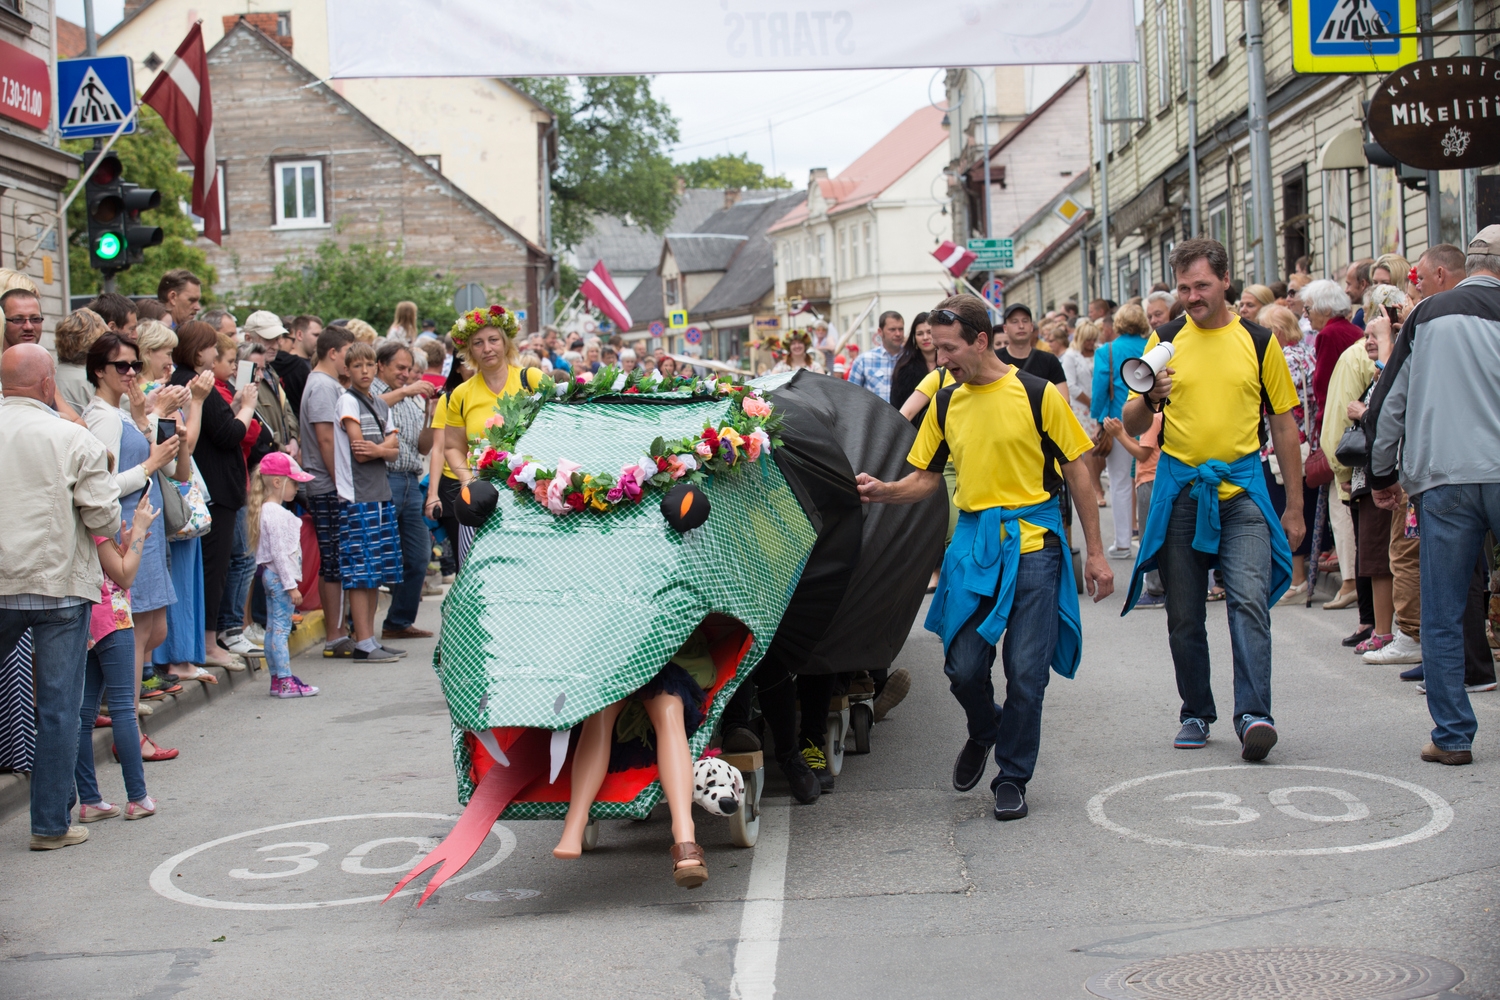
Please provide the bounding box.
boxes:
[611,373,628,392]
[515,462,540,488]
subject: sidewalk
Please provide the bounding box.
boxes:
[0,609,331,826]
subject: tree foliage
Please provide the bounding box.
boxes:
[63,105,217,299]
[512,76,680,250]
[242,239,457,330]
[675,152,791,190]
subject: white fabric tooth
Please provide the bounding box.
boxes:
[549,727,571,783]
[472,729,509,767]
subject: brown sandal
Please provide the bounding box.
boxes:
[670,842,707,889]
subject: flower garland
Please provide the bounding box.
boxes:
[450,304,520,350]
[469,365,781,517]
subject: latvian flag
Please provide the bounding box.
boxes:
[933,240,977,276]
[143,23,220,244]
[581,260,632,330]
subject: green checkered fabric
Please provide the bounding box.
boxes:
[436,395,816,814]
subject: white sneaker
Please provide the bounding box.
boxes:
[220,630,263,655]
[1363,631,1422,664]
[1418,682,1496,694]
[1107,545,1134,560]
[243,623,267,646]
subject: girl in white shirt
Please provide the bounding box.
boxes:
[248,454,319,698]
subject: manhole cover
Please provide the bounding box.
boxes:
[1085,948,1463,1000]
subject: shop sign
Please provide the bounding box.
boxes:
[1368,57,1500,171]
[0,38,50,130]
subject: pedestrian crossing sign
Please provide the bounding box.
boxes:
[1291,0,1417,74]
[57,56,137,138]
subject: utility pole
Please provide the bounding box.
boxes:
[1418,0,1441,249]
[1184,0,1201,236]
[1458,0,1476,244]
[1095,66,1111,300]
[83,0,97,55]
[968,69,991,238]
[1244,0,1276,284]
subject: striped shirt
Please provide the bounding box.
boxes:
[373,379,427,475]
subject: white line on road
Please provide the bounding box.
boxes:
[729,800,790,1000]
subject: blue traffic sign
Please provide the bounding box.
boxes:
[683,326,702,345]
[648,320,665,337]
[58,56,136,138]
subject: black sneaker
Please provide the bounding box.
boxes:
[992,780,1028,821]
[777,751,820,805]
[953,738,991,791]
[1174,718,1209,749]
[1342,625,1374,648]
[801,738,834,792]
[1239,718,1278,761]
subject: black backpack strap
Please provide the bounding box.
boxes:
[1241,318,1274,448]
[926,382,960,471]
[349,389,389,438]
[1150,317,1186,449]
[1016,370,1067,496]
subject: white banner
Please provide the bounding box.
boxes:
[325,0,1138,78]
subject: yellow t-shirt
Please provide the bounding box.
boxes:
[907,369,1091,553]
[1129,316,1299,499]
[915,367,956,398]
[438,368,522,479]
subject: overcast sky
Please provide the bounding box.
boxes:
[58,2,1051,187]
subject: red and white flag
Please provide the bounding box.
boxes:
[933,240,977,276]
[581,260,632,330]
[143,23,220,244]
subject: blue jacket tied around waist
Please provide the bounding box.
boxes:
[925,499,1082,679]
[1123,450,1293,614]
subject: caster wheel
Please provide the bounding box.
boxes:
[728,766,762,847]
[581,818,599,851]
[824,710,847,777]
[849,703,872,754]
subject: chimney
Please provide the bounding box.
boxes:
[673,175,687,196]
[723,187,742,209]
[809,167,829,186]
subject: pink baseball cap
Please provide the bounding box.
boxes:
[259,452,314,482]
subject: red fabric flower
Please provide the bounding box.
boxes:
[701,427,720,449]
[624,387,640,394]
[477,447,500,470]
[565,492,586,512]
[655,456,670,473]
[489,304,503,315]
[507,469,522,489]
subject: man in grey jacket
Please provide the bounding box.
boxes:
[0,345,120,849]
[1369,225,1500,766]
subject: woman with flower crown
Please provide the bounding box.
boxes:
[427,305,522,570]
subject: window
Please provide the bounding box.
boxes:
[421,154,442,173]
[1155,1,1171,110]
[664,276,680,307]
[1207,195,1230,262]
[817,233,827,276]
[1281,167,1308,273]
[862,222,873,276]
[180,162,228,235]
[1208,0,1226,64]
[273,158,324,228]
[1139,248,1153,290]
[838,227,848,279]
[1175,0,1192,95]
[1160,230,1175,278]
[1241,183,1256,275]
[276,11,291,35]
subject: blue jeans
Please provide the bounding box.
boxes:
[1416,483,1500,751]
[383,471,430,631]
[262,568,295,679]
[218,506,254,634]
[1157,488,1274,734]
[75,628,146,805]
[0,603,92,836]
[942,543,1061,790]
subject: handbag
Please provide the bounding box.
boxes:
[1304,447,1334,488]
[156,470,191,536]
[1334,423,1369,468]
[165,462,213,540]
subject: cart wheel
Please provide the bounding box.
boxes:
[849,702,872,754]
[581,818,599,851]
[728,766,762,847]
[1072,549,1084,595]
[824,709,847,776]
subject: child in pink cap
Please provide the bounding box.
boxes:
[248,454,319,697]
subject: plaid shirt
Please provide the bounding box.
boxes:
[372,379,427,475]
[846,343,898,401]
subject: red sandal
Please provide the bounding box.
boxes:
[139,734,179,762]
[671,842,708,889]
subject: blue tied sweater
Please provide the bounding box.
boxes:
[925,499,1082,679]
[1123,450,1293,614]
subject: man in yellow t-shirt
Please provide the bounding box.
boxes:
[857,294,1112,822]
[1120,238,1305,763]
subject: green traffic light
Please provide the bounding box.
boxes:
[96,232,123,260]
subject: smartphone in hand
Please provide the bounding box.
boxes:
[157,418,177,444]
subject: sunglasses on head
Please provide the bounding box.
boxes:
[106,360,146,375]
[929,308,991,335]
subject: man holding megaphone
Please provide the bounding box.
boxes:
[1120,238,1305,763]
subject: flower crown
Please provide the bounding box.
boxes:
[451,304,520,349]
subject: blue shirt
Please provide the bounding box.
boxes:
[1090,333,1150,422]
[847,343,897,401]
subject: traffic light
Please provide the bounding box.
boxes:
[122,182,162,266]
[81,149,163,273]
[84,149,126,271]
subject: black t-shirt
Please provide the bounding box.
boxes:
[997,346,1067,386]
[271,351,312,417]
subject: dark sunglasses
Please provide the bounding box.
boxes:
[929,308,991,335]
[106,360,146,375]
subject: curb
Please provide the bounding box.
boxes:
[0,607,336,828]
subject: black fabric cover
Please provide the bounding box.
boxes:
[766,370,947,676]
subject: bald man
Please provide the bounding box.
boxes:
[0,344,121,851]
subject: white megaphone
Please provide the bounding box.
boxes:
[1120,341,1176,395]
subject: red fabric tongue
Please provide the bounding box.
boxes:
[383,728,549,907]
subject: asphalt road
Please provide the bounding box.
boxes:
[3,519,1499,1000]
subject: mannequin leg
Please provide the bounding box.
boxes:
[642,692,697,861]
[554,701,624,859]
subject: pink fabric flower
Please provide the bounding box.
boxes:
[532,480,551,506]
[742,397,772,419]
[694,441,713,458]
